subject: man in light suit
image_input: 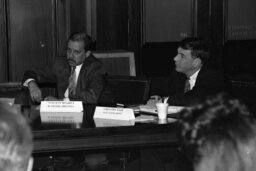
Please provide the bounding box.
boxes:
[23,32,111,104]
[148,37,231,106]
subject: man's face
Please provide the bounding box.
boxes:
[173,47,198,76]
[67,40,86,67]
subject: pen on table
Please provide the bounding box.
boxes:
[116,103,125,107]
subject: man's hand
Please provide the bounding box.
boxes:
[44,96,59,101]
[28,81,43,103]
[146,95,162,106]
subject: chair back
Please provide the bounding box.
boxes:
[93,50,136,76]
[107,76,151,105]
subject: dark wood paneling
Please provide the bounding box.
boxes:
[195,0,225,68]
[8,0,55,81]
[141,42,178,76]
[96,0,128,50]
[128,0,142,74]
[210,0,225,45]
[195,0,210,39]
[0,0,7,81]
[70,0,87,34]
[56,0,70,57]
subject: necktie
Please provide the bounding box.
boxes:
[68,66,76,96]
[184,78,190,93]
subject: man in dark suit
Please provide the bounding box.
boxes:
[22,33,111,171]
[22,32,110,104]
[148,37,230,106]
[142,37,231,171]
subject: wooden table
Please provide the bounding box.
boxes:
[22,105,179,153]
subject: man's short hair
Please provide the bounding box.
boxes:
[0,103,33,171]
[68,32,93,51]
[179,37,210,65]
[179,93,256,171]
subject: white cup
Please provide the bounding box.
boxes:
[156,103,168,120]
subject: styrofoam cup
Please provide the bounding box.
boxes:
[156,103,168,120]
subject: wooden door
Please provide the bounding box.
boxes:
[8,0,55,81]
[0,0,7,81]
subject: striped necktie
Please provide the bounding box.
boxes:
[68,66,76,96]
[184,78,190,93]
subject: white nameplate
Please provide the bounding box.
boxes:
[40,101,83,113]
[94,118,135,127]
[40,112,83,124]
[94,107,135,121]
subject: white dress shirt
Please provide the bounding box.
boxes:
[189,69,200,90]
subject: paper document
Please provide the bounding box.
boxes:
[139,105,185,114]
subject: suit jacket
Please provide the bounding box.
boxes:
[166,67,231,106]
[22,54,112,104]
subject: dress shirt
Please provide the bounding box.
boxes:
[189,69,200,90]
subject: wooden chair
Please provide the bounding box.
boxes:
[93,50,136,76]
[107,76,151,105]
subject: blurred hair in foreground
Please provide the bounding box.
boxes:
[179,93,256,171]
[0,103,33,171]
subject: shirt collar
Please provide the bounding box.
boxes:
[189,69,200,81]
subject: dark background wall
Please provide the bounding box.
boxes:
[0,0,255,82]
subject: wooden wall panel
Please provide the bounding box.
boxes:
[128,0,142,74]
[56,0,70,57]
[0,0,7,81]
[70,0,87,34]
[96,0,128,50]
[194,0,225,68]
[8,0,55,81]
[195,0,210,39]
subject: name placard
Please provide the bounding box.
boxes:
[40,112,83,124]
[40,101,83,113]
[94,118,135,127]
[94,107,135,121]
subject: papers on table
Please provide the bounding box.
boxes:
[40,101,83,124]
[139,104,185,114]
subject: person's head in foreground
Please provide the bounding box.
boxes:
[0,103,33,171]
[179,93,256,171]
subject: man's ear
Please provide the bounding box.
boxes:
[85,50,91,57]
[27,157,34,171]
[193,58,202,67]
